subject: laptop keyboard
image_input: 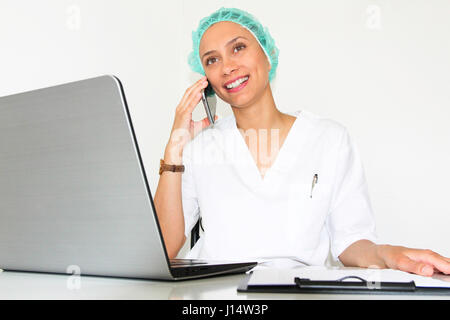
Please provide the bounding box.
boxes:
[169,258,209,266]
[170,261,256,278]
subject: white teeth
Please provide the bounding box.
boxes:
[226,76,248,89]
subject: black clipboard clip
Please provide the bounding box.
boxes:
[294,275,416,292]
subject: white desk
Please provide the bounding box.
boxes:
[0,269,449,300]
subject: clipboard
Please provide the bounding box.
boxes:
[238,271,450,295]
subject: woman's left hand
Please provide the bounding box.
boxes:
[378,245,450,276]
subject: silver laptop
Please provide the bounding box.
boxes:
[0,75,257,280]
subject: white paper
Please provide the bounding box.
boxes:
[248,266,450,288]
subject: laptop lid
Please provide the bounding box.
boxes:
[0,75,175,280]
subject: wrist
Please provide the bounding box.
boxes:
[164,144,183,165]
[373,244,390,269]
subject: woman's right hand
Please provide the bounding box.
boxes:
[166,76,217,156]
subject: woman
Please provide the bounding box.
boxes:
[154,7,450,276]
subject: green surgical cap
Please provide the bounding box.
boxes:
[188,7,279,83]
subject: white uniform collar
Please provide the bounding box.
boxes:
[209,109,309,193]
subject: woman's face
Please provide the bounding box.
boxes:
[199,21,271,107]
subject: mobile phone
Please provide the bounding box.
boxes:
[201,80,217,126]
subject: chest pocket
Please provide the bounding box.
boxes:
[284,173,332,231]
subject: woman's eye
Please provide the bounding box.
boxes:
[205,44,246,66]
[234,44,246,53]
[206,57,218,66]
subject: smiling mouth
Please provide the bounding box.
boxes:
[224,75,250,93]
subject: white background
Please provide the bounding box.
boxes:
[1,0,449,259]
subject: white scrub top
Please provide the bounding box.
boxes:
[181,109,377,266]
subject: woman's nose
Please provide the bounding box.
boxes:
[222,57,238,75]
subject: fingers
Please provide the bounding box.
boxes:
[184,85,209,115]
[170,77,211,148]
[396,255,434,276]
[190,116,219,139]
[178,76,205,107]
[194,117,212,132]
[184,89,204,114]
[406,249,450,275]
[201,117,210,129]
[189,118,207,140]
[179,77,208,113]
[201,115,219,128]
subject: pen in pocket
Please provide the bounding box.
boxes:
[310,174,318,198]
